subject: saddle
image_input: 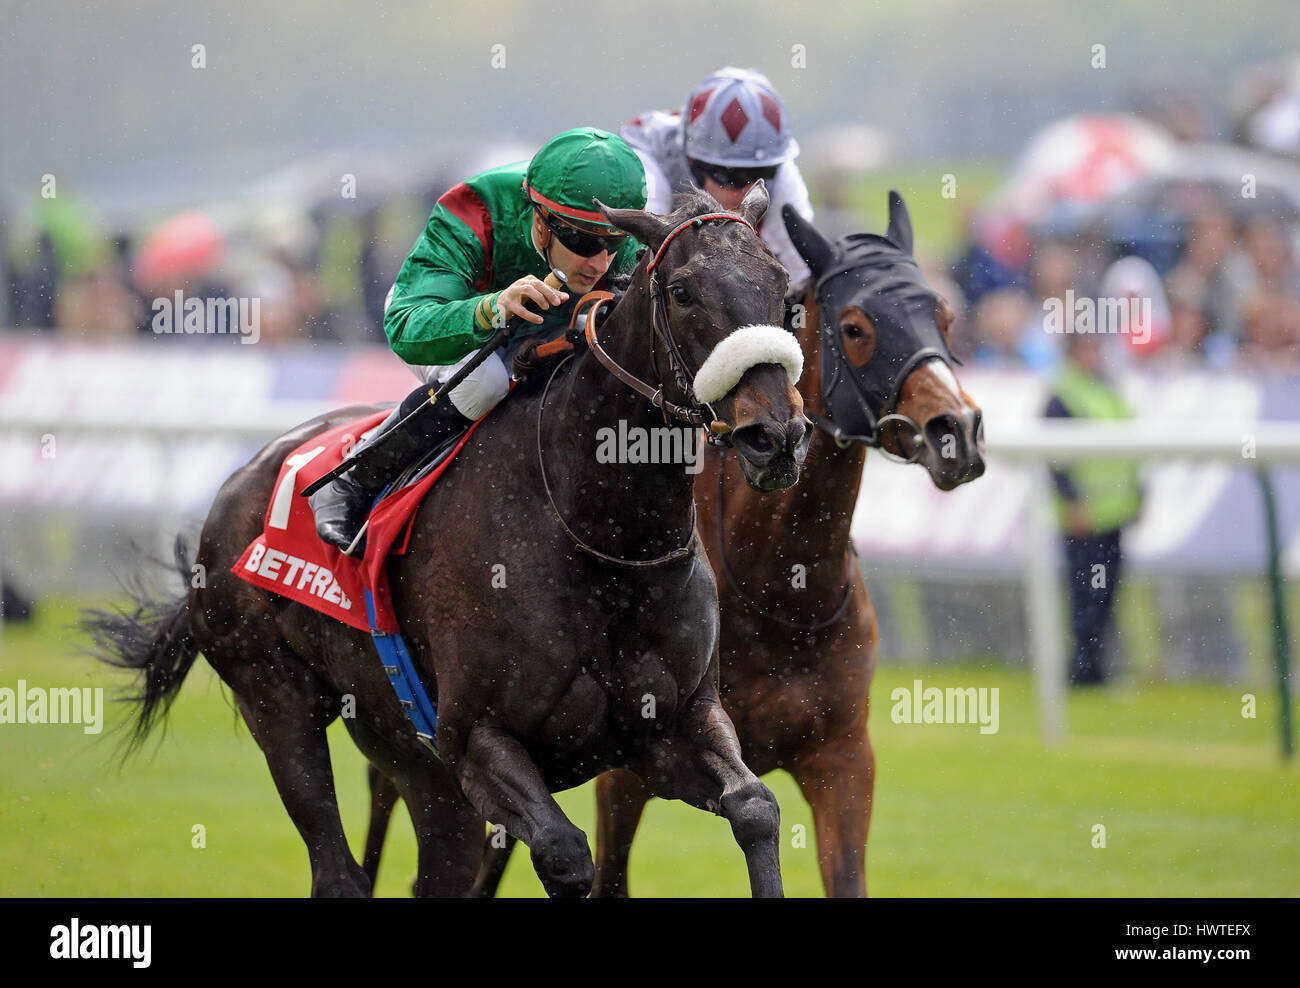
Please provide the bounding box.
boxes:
[232,408,490,634]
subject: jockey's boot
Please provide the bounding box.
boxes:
[309,389,475,555]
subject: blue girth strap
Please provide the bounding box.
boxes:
[363,588,439,758]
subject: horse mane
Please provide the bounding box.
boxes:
[667,185,725,221]
[606,246,644,296]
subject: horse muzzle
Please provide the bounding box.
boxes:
[695,325,809,493]
[730,412,812,492]
[917,405,985,491]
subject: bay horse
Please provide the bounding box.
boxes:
[87,183,813,898]
[383,191,985,896]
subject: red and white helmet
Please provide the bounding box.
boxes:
[681,67,798,168]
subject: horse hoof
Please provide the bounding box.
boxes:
[311,870,372,898]
[530,829,594,899]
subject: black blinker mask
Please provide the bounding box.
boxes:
[815,235,958,450]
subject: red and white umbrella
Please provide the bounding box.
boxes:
[976,114,1178,264]
[132,211,225,289]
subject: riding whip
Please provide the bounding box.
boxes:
[301,271,566,498]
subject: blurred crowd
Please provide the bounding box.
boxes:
[943,203,1300,373]
[1,182,445,347]
[4,55,1300,375]
[933,57,1300,374]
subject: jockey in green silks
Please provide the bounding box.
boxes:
[309,127,648,553]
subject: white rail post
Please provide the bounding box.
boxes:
[1023,464,1066,743]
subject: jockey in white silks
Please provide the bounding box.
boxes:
[621,66,815,286]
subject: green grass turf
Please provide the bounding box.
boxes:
[1,597,1296,897]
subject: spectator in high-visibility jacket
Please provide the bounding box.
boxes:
[1045,334,1142,685]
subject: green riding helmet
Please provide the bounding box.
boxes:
[524,127,647,232]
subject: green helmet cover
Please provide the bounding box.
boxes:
[525,127,647,229]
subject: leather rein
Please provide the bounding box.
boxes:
[537,352,698,569]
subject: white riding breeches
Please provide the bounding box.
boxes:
[415,349,511,420]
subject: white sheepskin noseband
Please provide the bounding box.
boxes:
[693,325,804,405]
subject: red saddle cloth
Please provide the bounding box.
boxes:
[232,408,484,633]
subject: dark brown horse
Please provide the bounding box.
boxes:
[366,192,985,896]
[88,184,813,898]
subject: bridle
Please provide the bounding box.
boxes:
[583,211,757,445]
[536,209,766,568]
[537,352,698,568]
[809,250,959,464]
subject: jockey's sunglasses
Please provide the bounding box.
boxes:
[535,207,627,258]
[690,161,779,191]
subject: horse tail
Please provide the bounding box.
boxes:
[82,534,201,753]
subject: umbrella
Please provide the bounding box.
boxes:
[1073,143,1300,266]
[974,114,1178,266]
[985,114,1178,226]
[1120,142,1300,222]
[132,211,224,289]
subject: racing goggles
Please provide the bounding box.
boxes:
[535,207,628,258]
[689,161,779,190]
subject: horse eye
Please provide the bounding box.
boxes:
[669,284,691,304]
[841,323,864,339]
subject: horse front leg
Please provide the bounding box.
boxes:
[791,727,875,897]
[633,691,783,898]
[450,721,594,898]
[398,763,486,898]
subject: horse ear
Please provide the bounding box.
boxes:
[782,204,833,280]
[886,189,914,255]
[735,179,770,227]
[595,199,672,250]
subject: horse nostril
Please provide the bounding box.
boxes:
[924,414,962,460]
[730,423,782,464]
[785,419,810,451]
[969,408,985,450]
[789,419,813,462]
